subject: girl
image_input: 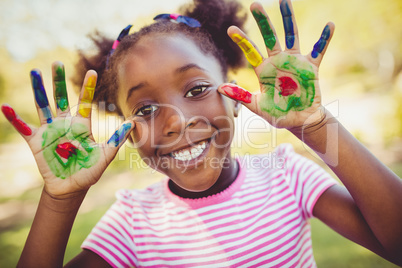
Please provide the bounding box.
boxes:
[2,0,402,267]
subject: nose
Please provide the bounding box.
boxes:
[162,110,197,137]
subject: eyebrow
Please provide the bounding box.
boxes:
[126,63,206,101]
[126,82,145,102]
[175,63,206,74]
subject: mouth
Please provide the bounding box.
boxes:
[168,139,210,162]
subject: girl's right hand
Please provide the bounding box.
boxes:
[1,61,134,199]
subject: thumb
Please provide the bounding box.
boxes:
[103,120,135,161]
[218,83,259,113]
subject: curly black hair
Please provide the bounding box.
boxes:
[73,0,248,116]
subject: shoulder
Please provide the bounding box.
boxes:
[114,179,167,208]
[237,143,303,176]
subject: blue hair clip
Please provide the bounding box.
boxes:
[106,24,133,68]
[153,13,201,28]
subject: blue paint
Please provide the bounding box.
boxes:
[31,70,49,108]
[280,0,295,49]
[107,123,132,147]
[30,70,52,123]
[41,108,53,123]
[311,25,331,58]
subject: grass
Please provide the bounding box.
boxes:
[0,194,400,267]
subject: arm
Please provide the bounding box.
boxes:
[218,0,402,265]
[292,110,402,264]
[18,190,87,268]
[2,62,134,267]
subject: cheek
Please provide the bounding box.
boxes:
[131,122,152,153]
[208,95,236,144]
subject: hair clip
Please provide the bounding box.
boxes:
[153,13,201,28]
[106,24,133,68]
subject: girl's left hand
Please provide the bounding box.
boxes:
[218,0,334,129]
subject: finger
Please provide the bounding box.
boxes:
[103,121,135,164]
[52,61,70,116]
[30,69,53,124]
[77,70,97,119]
[218,83,259,113]
[308,22,335,66]
[106,121,135,148]
[250,2,281,55]
[1,104,34,138]
[280,0,300,52]
[227,26,264,68]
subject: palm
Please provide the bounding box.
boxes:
[254,52,322,128]
[27,117,109,196]
[2,63,133,198]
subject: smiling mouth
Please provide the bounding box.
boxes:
[169,140,209,161]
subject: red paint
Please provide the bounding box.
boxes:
[1,105,32,136]
[278,76,298,96]
[222,84,252,103]
[56,142,78,159]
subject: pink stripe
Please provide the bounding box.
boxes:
[82,247,121,268]
[307,181,336,217]
[239,224,310,267]
[298,163,319,218]
[97,226,137,260]
[132,200,295,248]
[299,245,314,268]
[91,232,137,267]
[135,205,300,252]
[227,224,309,267]
[136,212,302,263]
[132,175,286,226]
[84,238,128,267]
[133,192,296,242]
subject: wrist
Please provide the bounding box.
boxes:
[289,106,330,137]
[41,187,87,214]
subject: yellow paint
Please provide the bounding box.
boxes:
[128,25,136,35]
[231,33,263,67]
[78,75,96,117]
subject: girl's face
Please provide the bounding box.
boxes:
[117,34,237,192]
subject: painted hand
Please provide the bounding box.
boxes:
[1,62,134,198]
[219,0,334,129]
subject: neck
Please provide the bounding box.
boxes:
[169,155,239,199]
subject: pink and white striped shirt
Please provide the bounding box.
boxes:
[82,144,338,267]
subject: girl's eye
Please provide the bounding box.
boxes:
[135,104,159,116]
[185,85,209,97]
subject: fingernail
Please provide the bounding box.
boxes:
[280,0,295,49]
[78,75,97,117]
[54,65,68,111]
[231,34,263,67]
[221,84,252,103]
[311,25,330,58]
[30,70,52,123]
[107,122,132,147]
[252,10,276,50]
[1,105,32,136]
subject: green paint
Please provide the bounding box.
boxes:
[54,66,68,111]
[259,54,315,118]
[42,120,100,179]
[252,10,276,50]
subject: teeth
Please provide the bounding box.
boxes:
[170,141,208,161]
